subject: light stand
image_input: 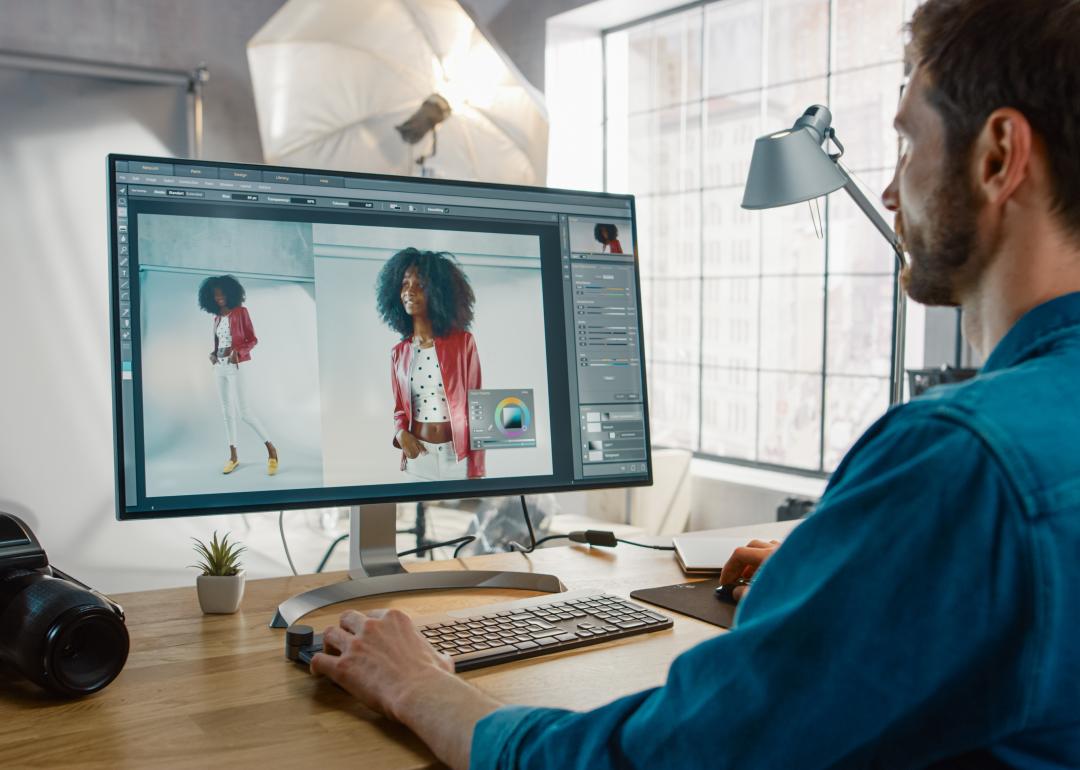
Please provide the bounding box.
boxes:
[743,105,907,404]
[270,503,565,628]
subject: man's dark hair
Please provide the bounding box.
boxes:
[197,274,246,314]
[376,248,475,337]
[907,0,1080,237]
[594,223,618,244]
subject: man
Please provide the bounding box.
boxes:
[310,0,1080,766]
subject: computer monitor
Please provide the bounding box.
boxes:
[107,154,651,625]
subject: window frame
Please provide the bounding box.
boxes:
[601,0,905,477]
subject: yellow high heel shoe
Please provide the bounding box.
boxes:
[268,457,279,476]
[223,459,239,474]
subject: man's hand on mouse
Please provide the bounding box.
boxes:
[720,539,781,602]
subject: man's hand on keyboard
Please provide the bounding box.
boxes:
[719,539,781,602]
[311,608,452,719]
[309,608,502,770]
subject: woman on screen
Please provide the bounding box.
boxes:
[198,275,279,476]
[594,223,623,254]
[376,248,485,480]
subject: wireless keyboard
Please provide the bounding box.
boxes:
[294,589,674,671]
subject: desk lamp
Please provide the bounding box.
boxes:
[742,104,907,404]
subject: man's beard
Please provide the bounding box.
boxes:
[900,158,987,307]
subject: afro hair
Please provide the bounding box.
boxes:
[376,248,475,338]
[198,274,246,314]
[594,223,619,245]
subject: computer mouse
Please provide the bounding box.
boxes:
[715,578,750,604]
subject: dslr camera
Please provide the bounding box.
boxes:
[0,512,129,696]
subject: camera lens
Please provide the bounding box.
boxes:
[45,606,129,694]
[0,572,128,696]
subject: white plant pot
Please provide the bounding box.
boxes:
[196,571,246,614]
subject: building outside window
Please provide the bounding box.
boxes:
[603,0,921,473]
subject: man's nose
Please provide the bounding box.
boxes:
[882,173,900,212]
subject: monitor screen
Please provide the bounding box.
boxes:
[108,156,651,519]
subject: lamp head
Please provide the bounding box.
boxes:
[395,94,453,145]
[741,104,847,210]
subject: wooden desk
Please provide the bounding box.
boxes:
[0,521,796,769]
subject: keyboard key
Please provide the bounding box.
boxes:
[452,645,517,664]
[529,629,563,639]
[616,621,645,629]
[513,641,539,650]
[535,637,558,646]
[555,633,577,642]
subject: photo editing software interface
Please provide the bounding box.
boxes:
[110,157,650,517]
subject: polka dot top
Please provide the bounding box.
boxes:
[215,315,232,355]
[410,344,450,423]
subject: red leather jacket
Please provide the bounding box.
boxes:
[212,306,257,362]
[391,329,485,478]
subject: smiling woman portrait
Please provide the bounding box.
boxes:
[375,248,485,480]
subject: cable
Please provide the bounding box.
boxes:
[315,533,348,574]
[397,535,475,559]
[617,538,675,551]
[507,494,538,554]
[452,538,473,559]
[527,530,677,551]
[278,510,298,576]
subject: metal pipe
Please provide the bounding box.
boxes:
[189,65,209,159]
[0,49,192,86]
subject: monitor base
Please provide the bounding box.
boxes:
[269,502,566,628]
[270,569,566,628]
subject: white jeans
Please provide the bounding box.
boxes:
[214,361,270,449]
[405,439,467,481]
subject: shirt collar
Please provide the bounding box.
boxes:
[982,291,1080,373]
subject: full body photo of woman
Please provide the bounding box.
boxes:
[376,248,485,480]
[198,275,279,476]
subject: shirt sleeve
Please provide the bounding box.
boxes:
[392,348,409,443]
[233,307,258,356]
[465,332,485,478]
[470,410,1036,770]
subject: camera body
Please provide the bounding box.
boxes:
[0,512,129,697]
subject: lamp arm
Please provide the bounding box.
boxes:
[834,165,908,405]
[837,167,906,269]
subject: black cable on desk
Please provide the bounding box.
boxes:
[617,539,676,551]
[519,530,677,551]
[397,535,476,559]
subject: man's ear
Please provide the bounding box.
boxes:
[974,108,1033,206]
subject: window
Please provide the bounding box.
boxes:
[604,0,917,473]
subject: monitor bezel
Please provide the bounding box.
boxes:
[108,153,652,521]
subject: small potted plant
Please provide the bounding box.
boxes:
[191,531,247,614]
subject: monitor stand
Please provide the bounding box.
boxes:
[270,503,566,628]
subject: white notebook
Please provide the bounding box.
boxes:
[672,535,774,575]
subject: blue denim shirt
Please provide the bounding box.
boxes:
[471,293,1080,769]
